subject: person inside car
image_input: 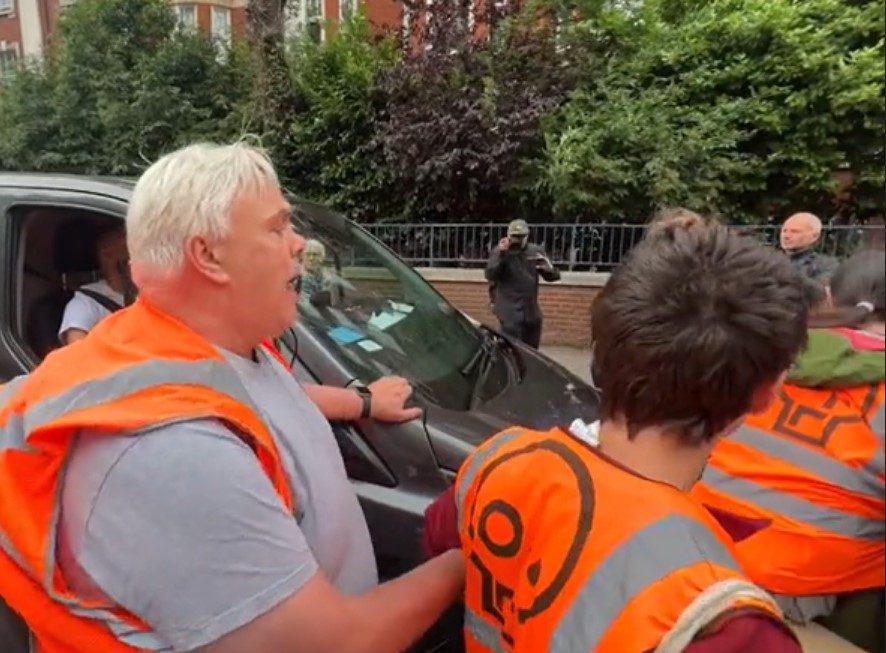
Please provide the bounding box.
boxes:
[0,141,464,653]
[693,248,885,653]
[426,214,809,653]
[58,223,129,344]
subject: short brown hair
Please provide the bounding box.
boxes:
[591,221,808,444]
[646,208,714,238]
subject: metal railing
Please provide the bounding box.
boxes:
[362,223,886,270]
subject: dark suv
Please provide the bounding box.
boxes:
[0,173,600,651]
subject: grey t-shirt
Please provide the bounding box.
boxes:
[57,348,378,651]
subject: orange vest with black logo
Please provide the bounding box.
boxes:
[692,382,885,596]
[456,426,783,653]
[0,299,294,653]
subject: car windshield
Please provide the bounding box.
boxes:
[291,200,502,411]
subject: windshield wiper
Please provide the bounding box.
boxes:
[461,326,513,409]
[460,327,500,378]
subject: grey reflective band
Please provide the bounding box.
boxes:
[704,423,886,540]
[463,512,743,653]
[704,466,884,540]
[549,513,741,653]
[457,431,745,653]
[465,607,508,653]
[0,357,263,651]
[455,429,522,508]
[4,358,258,441]
[729,424,883,500]
[872,398,885,447]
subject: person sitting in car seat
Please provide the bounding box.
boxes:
[301,239,332,298]
[58,225,129,345]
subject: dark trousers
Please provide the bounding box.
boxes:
[500,319,543,349]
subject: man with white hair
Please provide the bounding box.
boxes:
[0,142,464,653]
[780,212,838,284]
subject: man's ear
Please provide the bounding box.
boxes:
[749,373,786,414]
[184,236,230,285]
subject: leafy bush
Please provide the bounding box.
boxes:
[0,0,253,175]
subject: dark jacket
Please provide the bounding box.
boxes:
[788,248,838,284]
[485,243,560,325]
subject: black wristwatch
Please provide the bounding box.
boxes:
[356,386,373,419]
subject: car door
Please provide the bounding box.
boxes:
[280,325,446,580]
[0,184,128,381]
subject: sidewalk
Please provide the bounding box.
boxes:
[542,346,591,383]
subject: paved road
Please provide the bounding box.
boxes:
[542,346,591,383]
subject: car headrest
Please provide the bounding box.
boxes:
[53,218,102,273]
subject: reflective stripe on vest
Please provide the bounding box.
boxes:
[872,397,885,447]
[0,357,271,650]
[456,428,772,653]
[547,513,741,653]
[463,512,744,653]
[703,423,884,541]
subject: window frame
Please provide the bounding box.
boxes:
[211,5,232,45]
[173,3,198,32]
[0,41,19,80]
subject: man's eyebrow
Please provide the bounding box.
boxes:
[266,207,292,224]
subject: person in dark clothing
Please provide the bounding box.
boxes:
[485,219,560,348]
[781,212,838,285]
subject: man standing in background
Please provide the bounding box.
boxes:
[485,219,560,349]
[780,212,838,285]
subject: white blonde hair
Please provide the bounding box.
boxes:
[786,212,823,238]
[126,141,279,269]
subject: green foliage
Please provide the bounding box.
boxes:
[274,14,401,223]
[1,0,882,225]
[544,0,885,222]
[0,0,253,175]
[375,0,588,223]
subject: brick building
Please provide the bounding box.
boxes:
[0,0,408,80]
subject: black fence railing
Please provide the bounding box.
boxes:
[361,223,885,271]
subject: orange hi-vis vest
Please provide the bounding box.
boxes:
[0,299,295,653]
[455,426,785,653]
[692,382,885,596]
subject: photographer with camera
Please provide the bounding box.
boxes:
[485,219,560,349]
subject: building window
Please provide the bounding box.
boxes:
[0,42,19,80]
[211,5,232,45]
[0,0,13,17]
[173,4,198,32]
[340,0,358,22]
[285,0,324,44]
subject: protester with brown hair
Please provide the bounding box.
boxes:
[693,248,885,653]
[426,215,809,652]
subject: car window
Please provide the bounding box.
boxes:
[291,202,504,411]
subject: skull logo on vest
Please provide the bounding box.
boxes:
[464,438,597,643]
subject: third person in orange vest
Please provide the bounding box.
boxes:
[692,248,885,653]
[428,214,810,652]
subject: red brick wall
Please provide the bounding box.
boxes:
[0,1,23,47]
[420,270,605,347]
[345,268,604,347]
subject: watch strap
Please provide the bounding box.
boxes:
[357,387,373,419]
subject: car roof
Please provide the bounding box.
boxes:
[0,172,136,200]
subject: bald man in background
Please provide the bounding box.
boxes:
[780,212,838,285]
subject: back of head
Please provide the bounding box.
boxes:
[646,208,713,238]
[591,221,808,444]
[126,141,278,275]
[809,249,885,328]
